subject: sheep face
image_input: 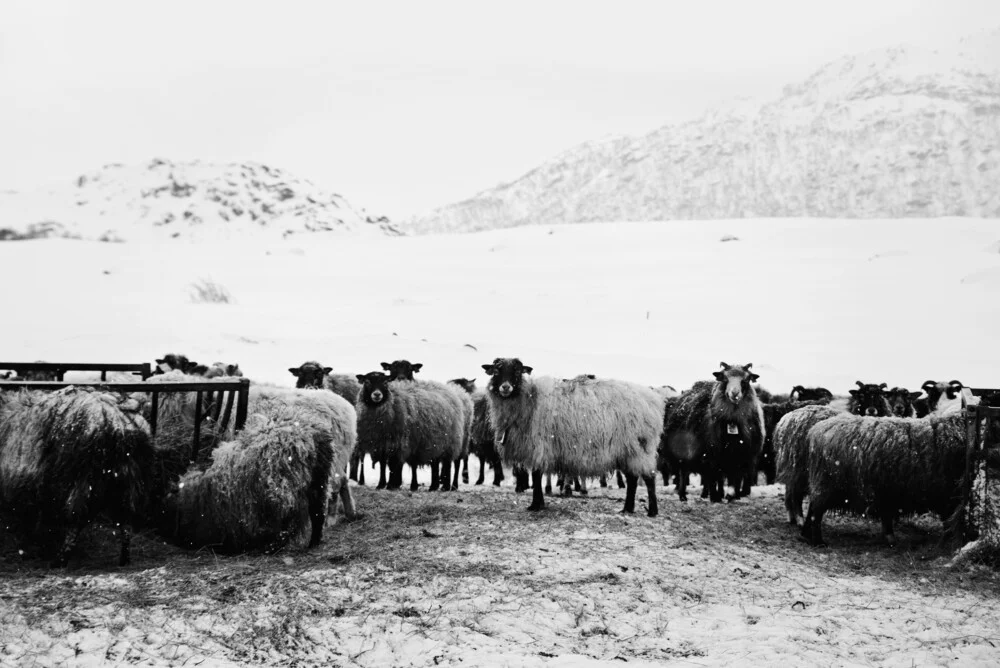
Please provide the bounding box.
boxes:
[712,362,759,406]
[356,371,393,407]
[154,353,199,375]
[482,358,533,399]
[885,387,921,418]
[848,382,890,416]
[449,378,477,394]
[202,363,243,379]
[289,361,333,389]
[381,360,422,381]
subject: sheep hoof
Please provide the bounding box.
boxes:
[527,503,544,512]
[619,508,635,515]
[647,508,658,518]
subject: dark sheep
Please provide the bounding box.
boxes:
[154,353,200,375]
[912,380,964,418]
[772,404,844,525]
[449,378,505,487]
[884,387,922,418]
[801,412,968,547]
[355,372,472,492]
[847,381,891,417]
[790,385,834,402]
[483,358,663,515]
[659,363,766,502]
[0,388,154,566]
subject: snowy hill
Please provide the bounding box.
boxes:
[0,159,402,242]
[407,28,1000,234]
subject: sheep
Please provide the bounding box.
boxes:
[193,362,243,378]
[659,363,766,502]
[913,380,964,418]
[382,360,422,379]
[355,371,472,492]
[482,358,663,515]
[790,385,834,402]
[800,412,969,547]
[758,399,832,486]
[847,381,891,416]
[773,404,844,525]
[0,387,153,566]
[884,386,922,418]
[154,353,200,375]
[159,385,357,553]
[449,378,505,487]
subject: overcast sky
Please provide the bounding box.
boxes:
[2,0,998,219]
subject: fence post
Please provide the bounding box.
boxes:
[234,378,250,431]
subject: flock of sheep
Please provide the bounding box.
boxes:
[0,352,980,568]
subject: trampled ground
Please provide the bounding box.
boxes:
[3,473,1000,667]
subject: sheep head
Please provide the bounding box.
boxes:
[356,371,393,407]
[712,362,759,405]
[289,361,332,389]
[381,360,422,381]
[848,382,891,417]
[482,358,532,399]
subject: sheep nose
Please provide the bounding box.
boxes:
[865,407,877,416]
[729,392,742,403]
[499,382,513,396]
[371,390,383,402]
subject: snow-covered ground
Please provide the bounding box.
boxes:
[2,217,1000,666]
[1,217,997,393]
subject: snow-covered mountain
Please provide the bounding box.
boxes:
[407,28,1000,234]
[0,159,402,242]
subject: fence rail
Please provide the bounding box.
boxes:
[0,377,251,462]
[0,361,152,381]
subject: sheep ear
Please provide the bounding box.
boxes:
[849,389,859,397]
[288,368,301,376]
[482,364,496,375]
[713,371,726,382]
[227,364,239,374]
[748,373,760,383]
[909,391,922,401]
[412,364,423,373]
[381,362,392,371]
[522,366,533,375]
[355,374,367,383]
[719,362,730,370]
[879,382,887,389]
[323,367,333,374]
[155,358,166,365]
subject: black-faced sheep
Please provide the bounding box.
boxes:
[0,388,153,566]
[289,360,366,478]
[194,362,243,378]
[884,386,922,418]
[482,358,663,516]
[847,381,891,417]
[355,371,472,492]
[772,404,844,525]
[660,363,766,503]
[159,385,357,553]
[800,412,968,547]
[912,380,964,418]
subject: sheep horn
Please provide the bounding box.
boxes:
[948,380,964,389]
[720,362,730,370]
[856,381,865,388]
[879,382,887,389]
[743,363,753,370]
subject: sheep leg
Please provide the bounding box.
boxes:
[387,462,403,490]
[559,475,572,497]
[801,507,827,547]
[514,466,529,493]
[616,470,626,489]
[429,461,440,491]
[462,455,469,484]
[357,455,366,486]
[377,460,387,490]
[644,475,658,518]
[544,474,552,495]
[528,469,545,511]
[339,480,358,521]
[118,526,132,567]
[621,473,639,514]
[600,474,608,488]
[676,463,688,502]
[53,526,83,568]
[492,457,505,486]
[578,476,588,496]
[476,456,486,485]
[451,458,461,490]
[410,465,420,492]
[349,452,360,483]
[440,460,452,492]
